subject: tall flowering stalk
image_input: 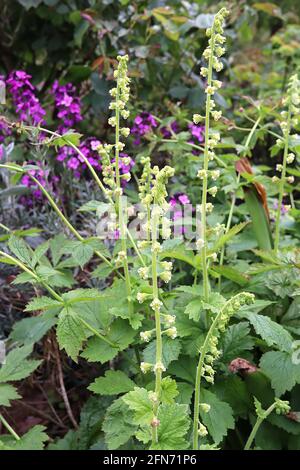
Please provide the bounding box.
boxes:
[194,7,229,302]
[97,55,133,312]
[273,73,299,254]
[192,7,232,450]
[137,163,175,445]
[192,292,255,449]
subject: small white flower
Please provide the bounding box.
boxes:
[193,114,202,124]
[200,403,211,413]
[197,169,207,179]
[276,164,283,172]
[211,170,220,181]
[160,271,172,283]
[154,362,166,373]
[208,186,218,197]
[150,297,163,311]
[138,267,149,280]
[206,202,214,213]
[211,110,222,121]
[137,292,148,304]
[165,327,177,339]
[198,423,208,437]
[287,153,295,164]
[140,331,152,342]
[140,362,152,374]
[164,314,176,325]
[196,238,205,250]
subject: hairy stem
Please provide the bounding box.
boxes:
[244,403,277,450]
[200,32,215,303]
[151,204,162,445]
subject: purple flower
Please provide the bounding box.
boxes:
[6,71,46,124]
[51,80,82,128]
[188,123,205,154]
[19,162,59,207]
[170,193,190,207]
[273,200,289,216]
[130,112,158,145]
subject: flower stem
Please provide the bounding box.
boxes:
[151,203,162,445]
[0,414,20,441]
[200,29,216,303]
[244,402,276,450]
[115,83,133,314]
[274,106,292,254]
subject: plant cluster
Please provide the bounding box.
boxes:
[0,4,300,453]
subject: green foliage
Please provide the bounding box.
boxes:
[1,0,300,451]
[200,389,235,444]
[88,370,135,396]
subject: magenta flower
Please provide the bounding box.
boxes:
[131,112,158,145]
[6,71,46,124]
[19,162,59,207]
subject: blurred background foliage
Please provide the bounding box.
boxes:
[1,0,300,124]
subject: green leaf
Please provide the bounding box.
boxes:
[184,298,203,322]
[77,396,110,450]
[123,387,153,426]
[32,241,49,267]
[102,397,136,450]
[9,310,57,345]
[81,319,135,364]
[161,243,197,268]
[184,293,225,322]
[36,265,74,288]
[168,356,197,384]
[200,389,235,444]
[151,404,190,450]
[0,344,42,383]
[260,351,300,396]
[25,296,62,312]
[88,370,135,396]
[160,377,179,404]
[50,234,68,266]
[8,235,33,266]
[219,322,254,364]
[210,265,249,286]
[49,131,82,148]
[245,312,293,352]
[72,242,94,268]
[62,288,103,304]
[56,308,87,361]
[214,375,252,418]
[92,264,114,280]
[211,222,249,252]
[0,384,20,406]
[143,338,181,368]
[244,188,273,250]
[13,425,48,450]
[254,396,265,418]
